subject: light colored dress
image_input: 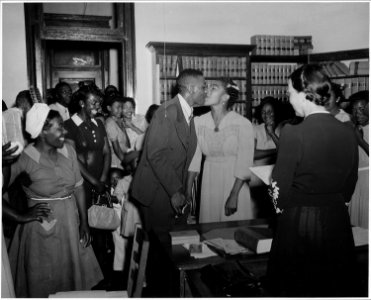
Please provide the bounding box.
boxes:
[2,230,15,297]
[250,123,280,187]
[349,124,369,228]
[125,114,147,151]
[334,108,351,123]
[189,111,254,223]
[105,116,129,169]
[9,143,103,297]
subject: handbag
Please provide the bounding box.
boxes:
[88,190,120,230]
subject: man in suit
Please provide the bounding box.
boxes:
[131,69,206,296]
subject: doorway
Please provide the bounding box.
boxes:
[45,41,118,93]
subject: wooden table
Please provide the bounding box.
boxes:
[169,219,369,297]
[170,219,271,297]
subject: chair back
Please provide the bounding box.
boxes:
[127,224,149,297]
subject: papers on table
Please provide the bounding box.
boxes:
[249,164,274,185]
[182,242,218,259]
[204,238,251,256]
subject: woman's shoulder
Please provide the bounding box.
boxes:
[228,111,252,127]
[253,122,265,130]
[105,116,117,126]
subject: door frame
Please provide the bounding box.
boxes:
[24,3,136,101]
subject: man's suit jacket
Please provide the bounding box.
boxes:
[131,96,197,207]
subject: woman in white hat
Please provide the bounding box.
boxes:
[3,103,103,297]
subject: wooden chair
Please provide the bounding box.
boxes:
[49,224,149,298]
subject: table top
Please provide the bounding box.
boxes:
[171,219,270,271]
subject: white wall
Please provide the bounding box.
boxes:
[134,2,369,113]
[1,2,369,111]
[2,3,28,107]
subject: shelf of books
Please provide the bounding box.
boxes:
[250,62,297,121]
[250,36,369,122]
[319,60,369,98]
[147,42,255,119]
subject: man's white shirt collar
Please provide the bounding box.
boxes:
[177,94,193,125]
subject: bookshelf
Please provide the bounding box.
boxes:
[309,49,369,99]
[250,48,369,122]
[146,42,255,119]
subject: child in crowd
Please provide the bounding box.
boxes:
[109,168,141,272]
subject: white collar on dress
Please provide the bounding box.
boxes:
[306,110,330,118]
[71,113,98,127]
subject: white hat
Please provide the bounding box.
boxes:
[26,103,51,139]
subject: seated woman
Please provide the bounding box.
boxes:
[187,78,255,223]
[4,104,103,297]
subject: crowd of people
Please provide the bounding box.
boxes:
[2,64,369,297]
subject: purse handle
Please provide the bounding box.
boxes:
[92,189,113,208]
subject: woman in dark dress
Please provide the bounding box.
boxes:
[267,64,359,297]
[64,84,112,284]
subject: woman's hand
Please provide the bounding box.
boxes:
[225,193,238,216]
[79,222,91,248]
[2,142,19,166]
[124,119,144,135]
[22,203,51,223]
[265,118,276,136]
[94,180,107,194]
[123,118,134,129]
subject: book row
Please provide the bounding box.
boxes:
[349,61,369,75]
[332,76,369,99]
[159,79,249,103]
[231,102,247,117]
[251,35,313,56]
[159,79,177,103]
[251,63,298,85]
[158,76,368,107]
[320,61,351,77]
[158,55,248,78]
[252,86,289,107]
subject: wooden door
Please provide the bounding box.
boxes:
[45,41,109,92]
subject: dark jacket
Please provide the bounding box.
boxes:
[131,96,197,206]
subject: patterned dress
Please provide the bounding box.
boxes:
[189,111,254,223]
[8,143,103,298]
[267,113,358,297]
